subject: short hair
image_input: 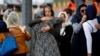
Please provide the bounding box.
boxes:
[14,5,21,11]
[63,8,73,16]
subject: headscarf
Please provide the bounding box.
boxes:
[58,12,68,22]
[6,11,19,28]
[58,12,70,36]
[86,5,97,20]
[0,21,9,32]
[71,4,87,23]
[3,9,13,23]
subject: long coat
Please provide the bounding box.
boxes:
[29,17,62,56]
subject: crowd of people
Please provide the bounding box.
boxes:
[29,2,100,56]
[0,0,100,56]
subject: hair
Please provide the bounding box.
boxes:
[7,4,14,9]
[78,4,87,11]
[71,0,75,3]
[14,5,21,12]
[93,0,100,3]
[63,8,73,16]
[43,6,54,16]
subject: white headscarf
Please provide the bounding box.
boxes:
[58,12,68,22]
[3,9,12,23]
[58,12,70,36]
[6,11,19,28]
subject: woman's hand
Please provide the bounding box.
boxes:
[41,25,51,32]
[95,24,100,30]
[80,15,87,25]
[41,17,51,21]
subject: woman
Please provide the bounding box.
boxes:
[82,5,97,56]
[71,4,87,56]
[67,0,76,12]
[58,12,73,56]
[0,21,9,45]
[6,11,31,56]
[29,6,61,56]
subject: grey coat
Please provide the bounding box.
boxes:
[29,17,62,56]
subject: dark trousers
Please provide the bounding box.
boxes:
[59,36,71,56]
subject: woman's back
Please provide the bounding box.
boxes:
[9,26,31,54]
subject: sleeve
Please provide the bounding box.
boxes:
[71,15,82,33]
[64,25,73,42]
[48,17,63,39]
[24,30,31,41]
[72,23,82,33]
[22,27,31,41]
[29,19,42,27]
[83,22,92,53]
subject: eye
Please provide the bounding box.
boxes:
[33,5,37,9]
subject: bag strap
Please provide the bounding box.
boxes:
[87,22,93,32]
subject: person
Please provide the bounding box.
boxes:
[58,12,73,56]
[71,4,87,56]
[82,5,98,56]
[29,6,61,56]
[67,0,76,12]
[63,8,73,24]
[0,21,9,45]
[6,11,31,56]
[93,0,100,15]
[3,4,13,24]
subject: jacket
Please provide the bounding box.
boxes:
[9,26,31,54]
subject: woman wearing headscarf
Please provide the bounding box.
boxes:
[71,4,87,56]
[58,12,73,56]
[82,5,98,56]
[29,6,61,56]
[6,11,31,56]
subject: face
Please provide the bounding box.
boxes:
[80,6,86,16]
[44,7,52,17]
[60,13,66,21]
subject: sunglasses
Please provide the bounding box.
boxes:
[81,9,86,13]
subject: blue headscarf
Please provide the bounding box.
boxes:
[71,4,87,23]
[0,21,9,32]
[86,5,97,20]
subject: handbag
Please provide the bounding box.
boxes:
[0,33,18,56]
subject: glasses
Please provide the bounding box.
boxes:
[81,9,86,13]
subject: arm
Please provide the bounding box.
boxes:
[49,17,63,37]
[64,25,73,41]
[41,17,63,36]
[29,17,52,27]
[24,30,31,41]
[29,19,42,27]
[71,15,87,33]
[83,22,92,55]
[95,24,100,30]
